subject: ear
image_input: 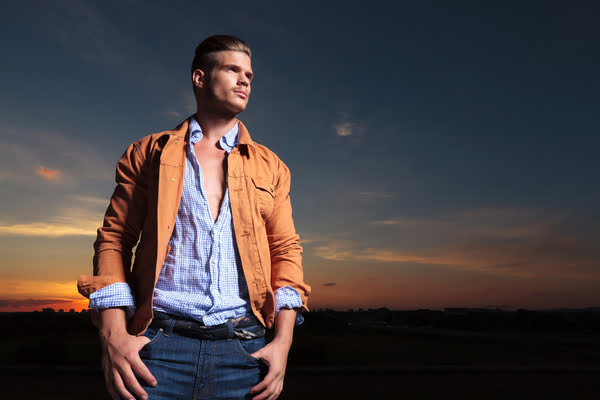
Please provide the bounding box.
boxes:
[192,69,206,89]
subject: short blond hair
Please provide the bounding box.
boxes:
[191,35,251,80]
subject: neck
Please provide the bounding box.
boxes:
[194,107,237,144]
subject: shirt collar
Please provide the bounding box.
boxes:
[188,115,239,153]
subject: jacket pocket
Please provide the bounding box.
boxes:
[251,177,275,220]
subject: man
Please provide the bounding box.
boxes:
[77,35,310,400]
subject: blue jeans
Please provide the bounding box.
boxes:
[135,320,268,399]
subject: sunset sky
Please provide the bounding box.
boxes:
[1,1,599,313]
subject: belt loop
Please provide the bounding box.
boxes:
[226,319,234,340]
[164,316,176,337]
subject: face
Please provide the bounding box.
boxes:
[194,50,253,115]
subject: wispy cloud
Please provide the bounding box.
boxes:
[0,120,114,185]
[0,195,105,237]
[370,207,567,239]
[335,121,355,137]
[0,298,72,308]
[164,110,184,120]
[0,280,89,311]
[0,279,81,299]
[334,112,365,139]
[37,166,62,181]
[310,207,600,280]
[69,194,110,207]
[163,92,196,122]
[358,191,394,200]
[312,239,599,279]
[0,221,97,237]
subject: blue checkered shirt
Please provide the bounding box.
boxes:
[89,117,303,325]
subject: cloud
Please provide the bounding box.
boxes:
[0,298,72,309]
[358,191,394,200]
[371,219,401,226]
[323,282,337,287]
[310,207,600,280]
[0,197,105,239]
[164,110,184,120]
[0,221,98,237]
[0,280,89,312]
[37,166,62,181]
[0,280,81,299]
[0,202,104,236]
[0,119,114,186]
[334,112,365,139]
[313,237,600,280]
[69,194,110,207]
[370,207,568,239]
[0,123,109,235]
[335,121,355,137]
[313,243,440,266]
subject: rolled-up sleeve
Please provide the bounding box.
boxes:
[265,158,311,313]
[274,286,304,325]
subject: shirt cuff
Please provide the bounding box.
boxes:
[274,286,304,325]
[88,282,136,319]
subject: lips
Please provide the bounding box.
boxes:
[234,89,248,99]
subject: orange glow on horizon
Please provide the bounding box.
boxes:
[0,279,89,312]
[1,299,90,313]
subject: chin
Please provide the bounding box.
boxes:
[228,101,248,114]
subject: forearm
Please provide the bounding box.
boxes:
[98,307,129,337]
[271,308,296,348]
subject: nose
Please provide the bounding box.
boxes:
[238,73,249,87]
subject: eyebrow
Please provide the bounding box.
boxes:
[223,64,254,79]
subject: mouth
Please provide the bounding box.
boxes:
[233,90,248,99]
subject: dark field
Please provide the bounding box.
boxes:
[2,310,599,399]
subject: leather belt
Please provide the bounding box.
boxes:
[150,311,265,340]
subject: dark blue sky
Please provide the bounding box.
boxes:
[1,1,599,310]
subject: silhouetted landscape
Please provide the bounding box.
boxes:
[2,308,599,399]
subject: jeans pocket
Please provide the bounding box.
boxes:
[234,337,264,363]
[140,327,164,351]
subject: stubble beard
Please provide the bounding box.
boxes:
[203,78,245,119]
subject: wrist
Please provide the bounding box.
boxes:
[98,307,129,338]
[272,308,296,348]
[271,335,293,349]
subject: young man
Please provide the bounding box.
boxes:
[77,35,310,400]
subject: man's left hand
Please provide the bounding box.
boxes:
[249,339,291,400]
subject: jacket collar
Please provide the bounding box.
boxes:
[173,116,255,149]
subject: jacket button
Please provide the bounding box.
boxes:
[170,178,175,182]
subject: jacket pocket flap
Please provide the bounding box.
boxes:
[251,177,275,198]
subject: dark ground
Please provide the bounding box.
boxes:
[2,310,599,399]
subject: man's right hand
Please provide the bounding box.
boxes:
[99,308,157,400]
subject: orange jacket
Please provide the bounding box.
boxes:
[77,117,310,335]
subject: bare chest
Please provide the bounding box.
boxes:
[193,141,227,222]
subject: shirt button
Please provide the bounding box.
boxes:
[171,178,175,182]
